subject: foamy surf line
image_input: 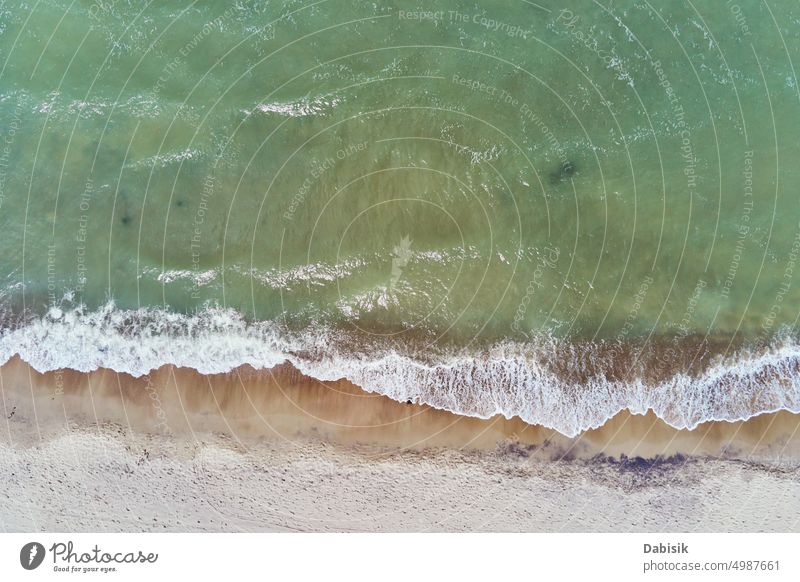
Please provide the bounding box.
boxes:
[2,303,800,437]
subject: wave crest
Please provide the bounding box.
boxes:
[2,303,799,437]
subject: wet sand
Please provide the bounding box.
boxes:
[2,356,799,459]
[1,357,799,532]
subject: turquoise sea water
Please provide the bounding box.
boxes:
[2,1,800,434]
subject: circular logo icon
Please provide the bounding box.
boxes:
[20,542,46,570]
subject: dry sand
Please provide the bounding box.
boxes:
[1,357,799,532]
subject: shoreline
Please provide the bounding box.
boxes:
[1,356,798,461]
[4,302,800,436]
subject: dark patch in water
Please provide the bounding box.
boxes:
[549,160,577,185]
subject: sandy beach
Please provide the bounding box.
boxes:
[1,358,798,532]
[4,430,800,532]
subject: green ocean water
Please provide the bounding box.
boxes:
[1,0,800,351]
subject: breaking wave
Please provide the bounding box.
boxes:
[2,302,800,437]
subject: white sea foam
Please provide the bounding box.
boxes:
[253,95,342,117]
[2,302,800,437]
[0,302,291,376]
